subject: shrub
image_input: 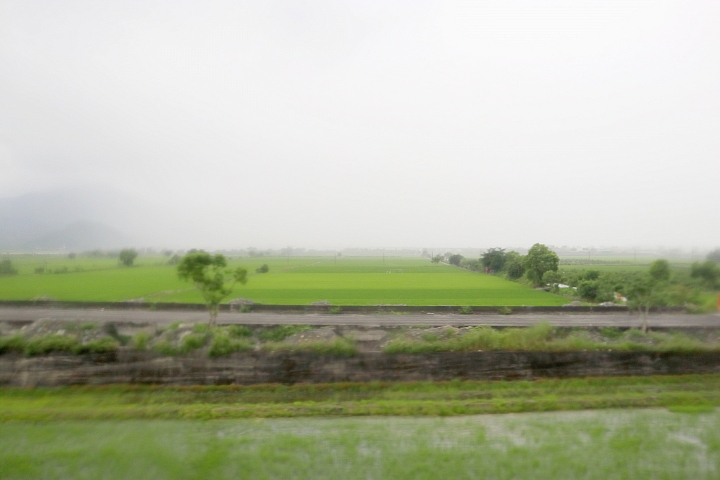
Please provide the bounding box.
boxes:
[72,337,118,354]
[180,333,208,354]
[193,323,211,335]
[329,306,342,314]
[25,335,79,356]
[384,339,447,354]
[103,322,130,345]
[227,325,253,338]
[599,327,623,339]
[384,323,556,353]
[34,266,45,274]
[152,340,179,356]
[459,306,473,315]
[131,332,153,350]
[255,264,269,274]
[258,325,312,342]
[208,334,253,357]
[0,335,26,354]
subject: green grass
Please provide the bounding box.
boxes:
[0,256,568,306]
[2,409,720,479]
[2,375,720,421]
[0,335,119,356]
[383,323,720,354]
[261,337,358,356]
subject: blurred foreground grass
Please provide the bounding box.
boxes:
[2,409,720,479]
[2,375,720,420]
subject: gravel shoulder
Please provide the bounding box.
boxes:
[0,307,718,328]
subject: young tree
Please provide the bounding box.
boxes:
[177,252,248,327]
[431,255,443,264]
[627,260,671,333]
[523,244,559,286]
[118,249,138,267]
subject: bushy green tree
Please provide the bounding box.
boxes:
[649,259,671,282]
[118,249,138,267]
[577,280,614,303]
[461,258,481,272]
[0,259,18,275]
[255,264,269,274]
[481,248,506,272]
[177,252,248,327]
[448,254,463,266]
[503,251,525,279]
[691,260,720,289]
[523,244,559,286]
[542,270,563,286]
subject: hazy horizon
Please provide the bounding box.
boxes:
[2,1,719,249]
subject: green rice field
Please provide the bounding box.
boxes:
[0,256,567,306]
[1,409,719,479]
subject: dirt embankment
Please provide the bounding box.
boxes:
[3,350,720,387]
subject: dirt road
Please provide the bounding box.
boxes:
[1,307,718,328]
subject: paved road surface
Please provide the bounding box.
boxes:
[1,307,719,328]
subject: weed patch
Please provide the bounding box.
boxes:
[263,338,358,356]
[258,325,312,342]
[208,335,253,358]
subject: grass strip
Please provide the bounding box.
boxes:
[2,374,719,421]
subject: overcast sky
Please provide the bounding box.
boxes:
[1,1,719,249]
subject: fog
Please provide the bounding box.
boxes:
[1,1,719,250]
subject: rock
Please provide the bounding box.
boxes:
[31,296,55,302]
[123,298,145,304]
[286,327,337,343]
[563,301,582,307]
[345,330,388,342]
[228,298,255,306]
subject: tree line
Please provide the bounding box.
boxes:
[438,246,720,316]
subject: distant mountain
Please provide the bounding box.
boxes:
[0,186,146,250]
[27,221,131,250]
